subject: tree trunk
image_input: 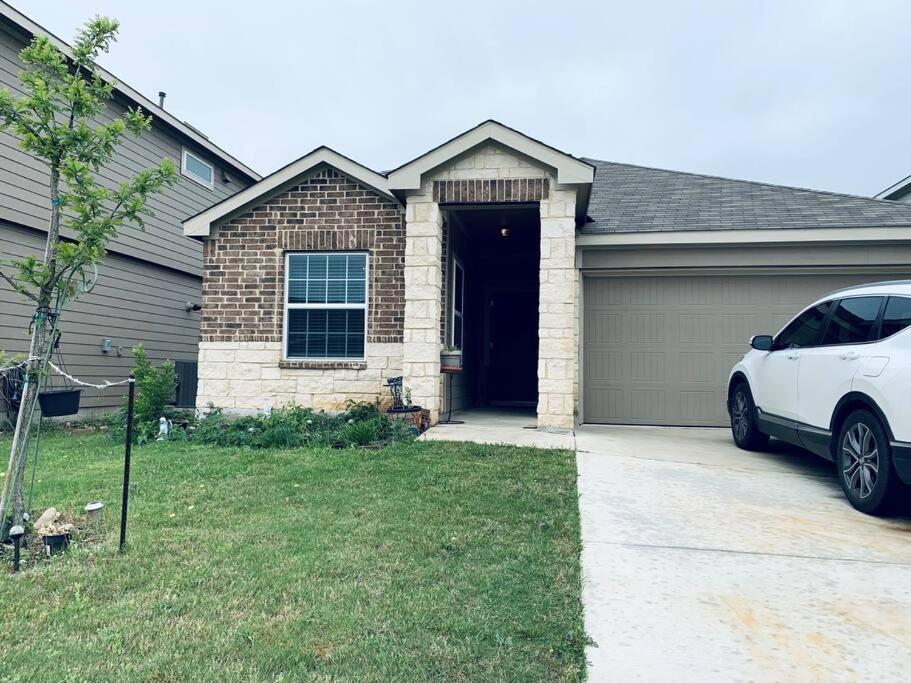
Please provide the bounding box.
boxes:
[0,168,60,527]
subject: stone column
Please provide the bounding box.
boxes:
[402,189,443,422]
[537,187,577,430]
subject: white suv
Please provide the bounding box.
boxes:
[728,280,911,514]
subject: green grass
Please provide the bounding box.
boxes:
[0,433,585,681]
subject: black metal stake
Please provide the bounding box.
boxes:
[119,374,135,553]
[9,525,24,573]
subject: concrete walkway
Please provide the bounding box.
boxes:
[577,425,911,682]
[419,408,575,450]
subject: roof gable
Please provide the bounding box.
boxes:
[183,147,394,238]
[386,120,595,191]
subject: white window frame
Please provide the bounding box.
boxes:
[450,257,465,350]
[283,251,369,361]
[181,147,214,189]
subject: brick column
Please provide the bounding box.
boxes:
[537,188,577,430]
[403,190,443,422]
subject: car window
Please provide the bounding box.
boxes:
[774,301,832,350]
[880,296,911,339]
[820,296,883,345]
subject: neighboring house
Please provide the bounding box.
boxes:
[186,121,911,430]
[876,175,911,202]
[0,2,259,423]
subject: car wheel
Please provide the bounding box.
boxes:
[837,410,900,515]
[730,383,769,451]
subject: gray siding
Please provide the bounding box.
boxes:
[0,21,250,278]
[1,222,201,419]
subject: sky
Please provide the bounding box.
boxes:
[9,0,910,196]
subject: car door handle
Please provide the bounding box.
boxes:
[840,352,859,361]
[787,352,799,360]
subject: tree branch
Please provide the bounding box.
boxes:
[0,269,38,302]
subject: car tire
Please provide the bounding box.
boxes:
[836,410,900,515]
[730,383,769,451]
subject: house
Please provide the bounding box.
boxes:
[0,2,259,423]
[185,120,911,429]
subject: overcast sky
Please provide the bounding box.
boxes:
[10,0,910,196]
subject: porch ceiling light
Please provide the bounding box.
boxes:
[500,227,509,238]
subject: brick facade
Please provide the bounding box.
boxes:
[433,177,549,204]
[201,168,404,345]
[196,167,406,413]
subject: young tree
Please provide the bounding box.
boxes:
[0,17,176,526]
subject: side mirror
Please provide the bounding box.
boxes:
[750,335,773,351]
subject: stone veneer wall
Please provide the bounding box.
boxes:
[402,143,577,428]
[197,167,405,413]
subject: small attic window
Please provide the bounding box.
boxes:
[181,148,214,188]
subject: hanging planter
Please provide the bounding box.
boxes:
[38,388,81,417]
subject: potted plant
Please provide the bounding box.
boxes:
[440,346,463,370]
[39,521,73,556]
[37,388,81,417]
[384,381,423,432]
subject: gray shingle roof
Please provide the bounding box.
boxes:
[582,158,911,233]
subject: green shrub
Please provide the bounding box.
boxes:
[132,344,176,425]
[187,401,413,450]
[333,418,383,447]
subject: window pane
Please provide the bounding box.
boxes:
[185,152,212,183]
[881,297,911,339]
[821,297,883,345]
[327,310,348,333]
[454,264,464,313]
[348,254,366,279]
[288,280,307,303]
[347,279,365,304]
[347,333,364,358]
[775,302,831,349]
[287,309,365,359]
[307,334,327,357]
[347,310,365,335]
[287,335,308,357]
[286,310,308,357]
[287,309,308,334]
[307,280,326,304]
[308,255,327,279]
[453,315,463,350]
[288,255,308,279]
[327,280,347,304]
[308,309,327,333]
[327,255,347,279]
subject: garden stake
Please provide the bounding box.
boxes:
[9,525,24,572]
[119,374,135,553]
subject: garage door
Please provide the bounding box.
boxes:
[582,272,909,426]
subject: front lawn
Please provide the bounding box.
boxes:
[0,433,585,681]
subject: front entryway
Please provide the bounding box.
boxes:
[443,206,540,414]
[582,270,911,426]
[486,288,537,405]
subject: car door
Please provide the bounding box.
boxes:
[797,296,885,430]
[753,301,832,421]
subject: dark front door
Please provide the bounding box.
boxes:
[486,289,538,405]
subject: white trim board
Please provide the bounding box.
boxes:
[575,226,911,248]
[387,120,595,190]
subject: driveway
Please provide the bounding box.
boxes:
[576,425,911,681]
